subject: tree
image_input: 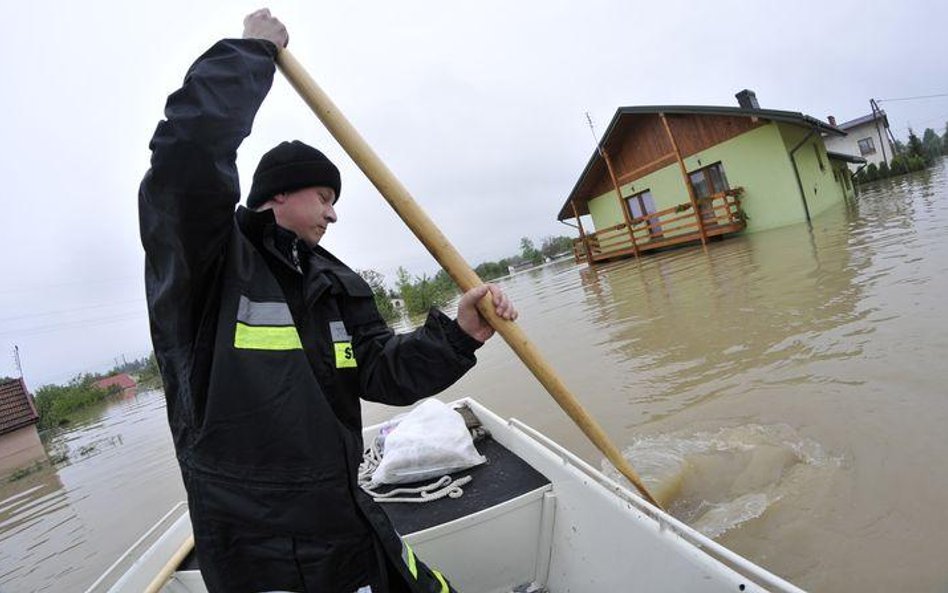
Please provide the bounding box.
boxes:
[138,352,162,387]
[358,269,398,322]
[539,235,574,259]
[396,267,457,316]
[474,259,510,281]
[907,128,925,159]
[943,122,948,155]
[519,237,543,266]
[922,128,941,161]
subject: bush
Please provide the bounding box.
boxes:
[34,376,113,430]
[889,156,908,176]
[878,161,890,178]
[908,155,926,172]
[396,267,458,317]
[137,352,162,388]
[855,169,867,185]
[865,163,879,182]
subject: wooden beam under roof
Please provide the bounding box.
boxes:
[660,112,708,247]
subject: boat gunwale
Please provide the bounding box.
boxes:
[502,412,807,593]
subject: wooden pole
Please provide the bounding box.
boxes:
[276,48,662,508]
[143,535,194,593]
[660,113,708,247]
[600,147,639,260]
[571,200,592,264]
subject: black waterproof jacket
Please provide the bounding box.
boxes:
[139,38,478,593]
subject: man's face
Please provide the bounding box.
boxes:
[271,186,337,246]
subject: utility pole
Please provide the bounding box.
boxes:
[585,112,599,146]
[870,98,897,161]
[13,345,24,378]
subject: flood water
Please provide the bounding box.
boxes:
[3,159,948,592]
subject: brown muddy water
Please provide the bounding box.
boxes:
[3,159,948,592]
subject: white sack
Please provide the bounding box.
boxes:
[371,399,486,486]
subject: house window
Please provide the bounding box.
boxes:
[813,144,825,172]
[625,189,663,237]
[857,137,876,156]
[688,162,730,199]
[688,162,730,225]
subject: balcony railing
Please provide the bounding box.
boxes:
[574,189,746,263]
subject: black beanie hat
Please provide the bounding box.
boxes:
[247,140,341,209]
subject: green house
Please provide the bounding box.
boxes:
[558,91,864,263]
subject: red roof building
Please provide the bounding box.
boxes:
[93,373,137,392]
[0,378,45,476]
[0,378,39,436]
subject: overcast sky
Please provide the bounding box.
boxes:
[1,0,945,386]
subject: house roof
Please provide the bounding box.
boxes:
[614,105,845,136]
[836,110,888,131]
[558,105,845,220]
[0,378,39,436]
[93,374,137,391]
[827,151,867,165]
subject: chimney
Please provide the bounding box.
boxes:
[827,115,837,126]
[735,89,759,110]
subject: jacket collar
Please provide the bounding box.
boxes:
[236,206,302,273]
[235,206,348,276]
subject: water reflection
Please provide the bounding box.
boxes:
[576,202,874,422]
[0,390,184,592]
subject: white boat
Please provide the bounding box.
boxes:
[85,398,806,593]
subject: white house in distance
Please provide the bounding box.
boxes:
[824,110,894,171]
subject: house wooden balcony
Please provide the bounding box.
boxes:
[573,189,746,264]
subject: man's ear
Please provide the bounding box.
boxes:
[272,192,288,204]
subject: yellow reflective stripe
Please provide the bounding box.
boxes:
[432,569,449,593]
[233,322,302,350]
[405,543,418,579]
[334,342,357,368]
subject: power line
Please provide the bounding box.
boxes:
[0,298,145,324]
[0,311,148,339]
[878,93,948,103]
[0,274,142,296]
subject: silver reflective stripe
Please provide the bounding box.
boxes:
[330,320,352,342]
[237,296,294,326]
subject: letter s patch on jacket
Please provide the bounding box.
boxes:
[330,320,357,368]
[233,296,302,350]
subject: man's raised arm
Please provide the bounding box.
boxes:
[139,11,287,354]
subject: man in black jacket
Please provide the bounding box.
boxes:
[139,9,516,592]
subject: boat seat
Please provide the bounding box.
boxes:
[179,436,550,570]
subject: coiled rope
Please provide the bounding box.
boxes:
[358,434,473,503]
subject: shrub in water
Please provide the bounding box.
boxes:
[878,161,890,178]
[889,156,907,176]
[865,163,879,182]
